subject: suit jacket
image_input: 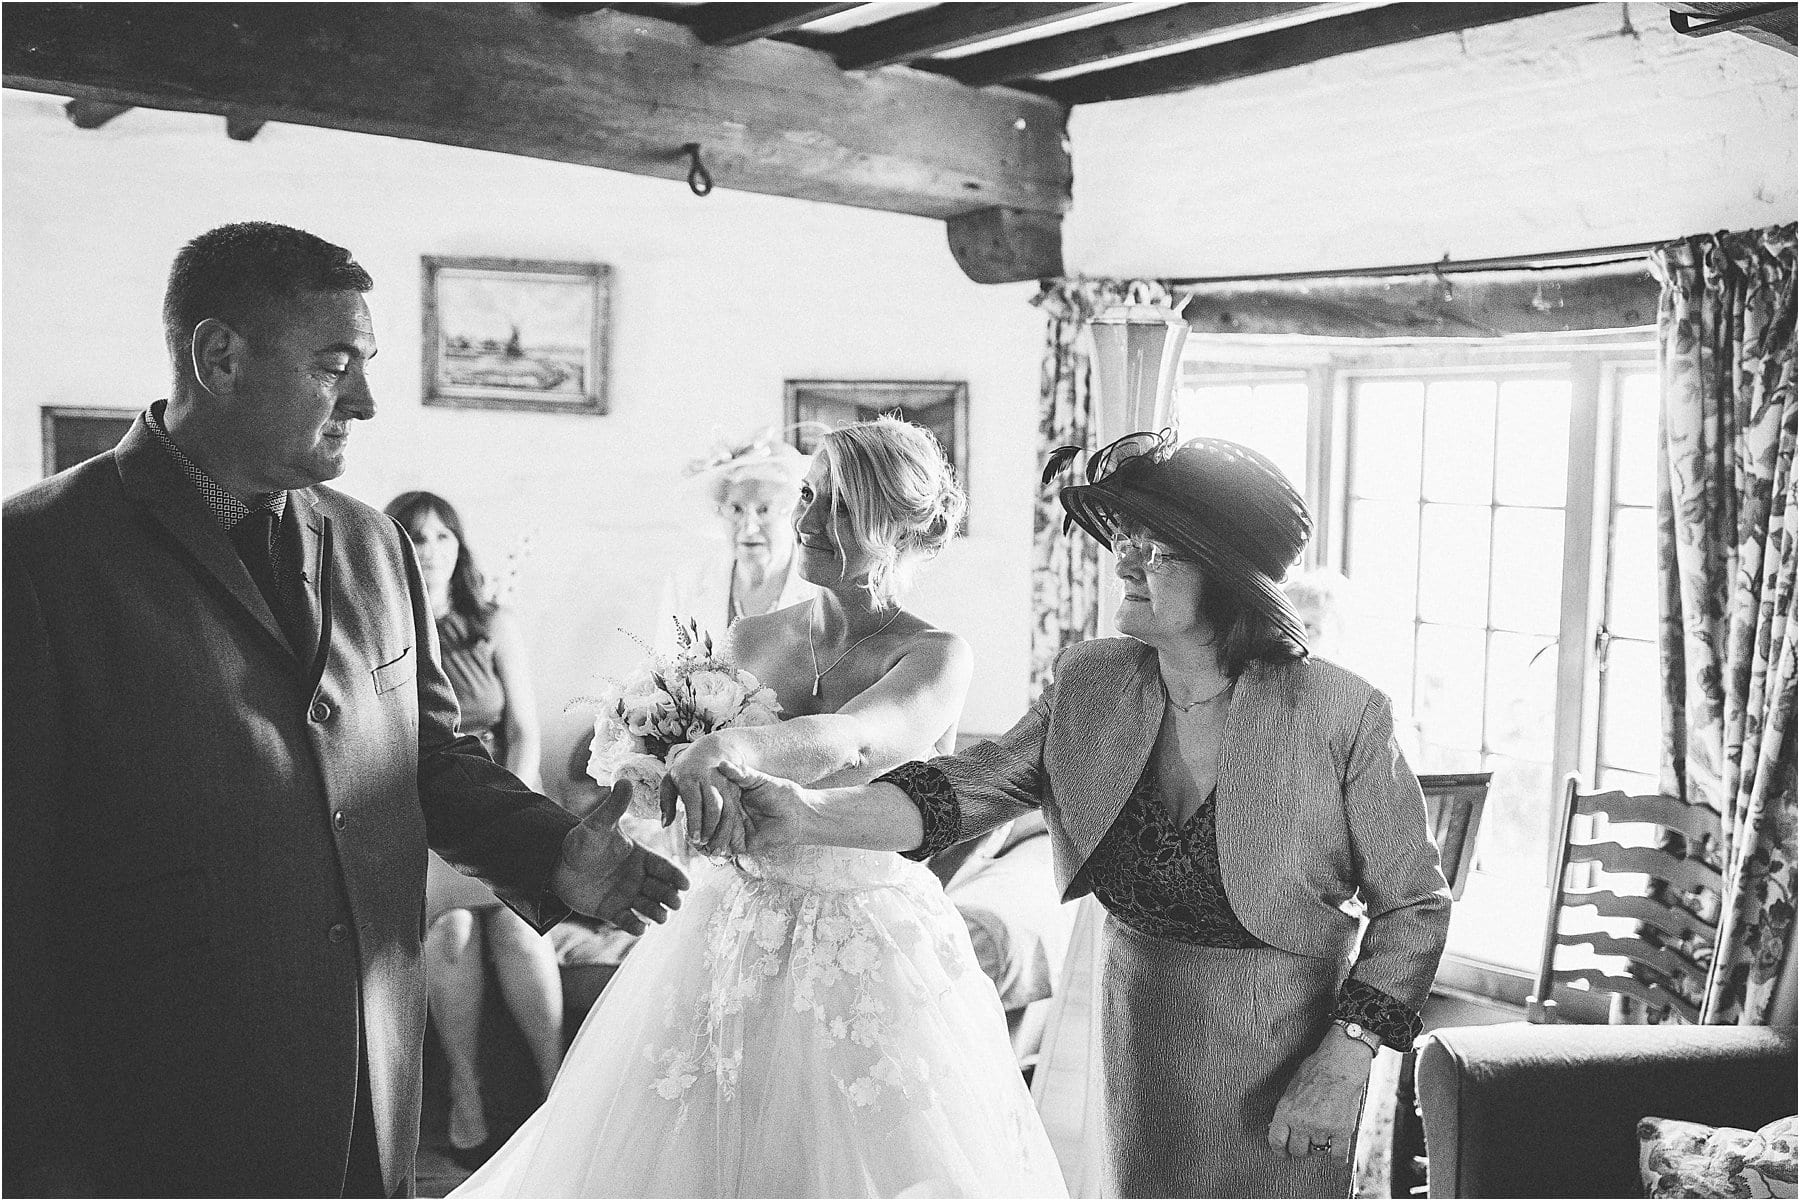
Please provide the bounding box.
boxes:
[3,413,580,1197]
[926,637,1452,1009]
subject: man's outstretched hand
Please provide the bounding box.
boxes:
[551,779,689,934]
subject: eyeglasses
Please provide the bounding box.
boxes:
[1109,533,1195,572]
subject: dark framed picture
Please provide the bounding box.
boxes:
[421,256,611,414]
[41,406,135,477]
[783,380,970,532]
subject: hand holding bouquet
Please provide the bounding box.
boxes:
[585,619,782,832]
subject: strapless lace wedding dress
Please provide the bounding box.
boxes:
[453,841,1068,1197]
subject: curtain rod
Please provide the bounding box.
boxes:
[1164,240,1664,287]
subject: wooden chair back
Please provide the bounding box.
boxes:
[1417,771,1491,901]
[1526,774,1724,1024]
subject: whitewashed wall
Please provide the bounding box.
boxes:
[1067,4,1798,277]
[0,91,1044,786]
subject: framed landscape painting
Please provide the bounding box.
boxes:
[783,379,970,531]
[422,256,611,414]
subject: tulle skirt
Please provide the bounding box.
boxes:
[453,847,1068,1198]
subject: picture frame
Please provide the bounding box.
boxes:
[783,380,970,532]
[41,406,135,477]
[421,255,611,414]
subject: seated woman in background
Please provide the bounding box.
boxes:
[659,427,819,648]
[384,491,562,1165]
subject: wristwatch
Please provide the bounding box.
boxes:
[1333,1019,1382,1054]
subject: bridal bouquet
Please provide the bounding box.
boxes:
[584,618,782,822]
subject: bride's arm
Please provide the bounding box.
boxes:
[669,630,971,844]
[720,649,1064,857]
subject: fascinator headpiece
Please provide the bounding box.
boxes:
[684,425,824,490]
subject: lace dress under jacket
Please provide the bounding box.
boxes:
[881,759,1421,1051]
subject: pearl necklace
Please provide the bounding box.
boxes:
[1161,675,1233,713]
[808,601,901,699]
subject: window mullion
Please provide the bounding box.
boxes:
[1306,362,1338,571]
[1548,354,1608,886]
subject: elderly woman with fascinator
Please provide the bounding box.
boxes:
[659,427,820,649]
[715,432,1453,1198]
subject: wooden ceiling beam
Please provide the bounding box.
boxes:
[1031,2,1583,104]
[928,1,1330,88]
[3,3,1072,226]
[1178,259,1659,339]
[829,2,1114,72]
[63,98,131,128]
[946,206,1064,284]
[687,3,863,47]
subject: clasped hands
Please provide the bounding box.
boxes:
[554,736,810,931]
[658,736,809,858]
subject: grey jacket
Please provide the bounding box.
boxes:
[925,636,1451,1009]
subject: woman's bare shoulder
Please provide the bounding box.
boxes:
[888,616,971,670]
[732,600,811,636]
[722,602,808,660]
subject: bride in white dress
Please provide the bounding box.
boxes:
[454,418,1067,1198]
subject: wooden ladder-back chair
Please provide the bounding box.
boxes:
[1526,775,1724,1024]
[1417,772,1491,901]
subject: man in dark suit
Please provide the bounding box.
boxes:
[3,222,686,1197]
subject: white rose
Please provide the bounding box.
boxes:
[585,719,667,820]
[732,700,781,729]
[613,755,669,820]
[585,718,638,784]
[686,669,744,726]
[735,676,782,714]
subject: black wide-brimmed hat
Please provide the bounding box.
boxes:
[1048,430,1314,649]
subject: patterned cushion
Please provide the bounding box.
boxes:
[1638,1114,1798,1198]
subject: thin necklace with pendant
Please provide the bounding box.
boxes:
[1162,674,1233,713]
[809,600,901,699]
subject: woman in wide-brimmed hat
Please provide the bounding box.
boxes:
[711,431,1452,1198]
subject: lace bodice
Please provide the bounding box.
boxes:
[733,844,925,892]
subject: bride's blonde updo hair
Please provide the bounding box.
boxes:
[818,416,966,607]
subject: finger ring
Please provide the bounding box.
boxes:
[1309,1138,1333,1153]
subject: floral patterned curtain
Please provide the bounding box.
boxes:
[1649,223,1797,1025]
[1027,278,1179,690]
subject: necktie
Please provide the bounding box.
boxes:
[231,509,309,657]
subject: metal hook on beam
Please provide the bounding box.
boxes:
[1668,4,1789,37]
[682,143,713,197]
[1431,255,1455,304]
